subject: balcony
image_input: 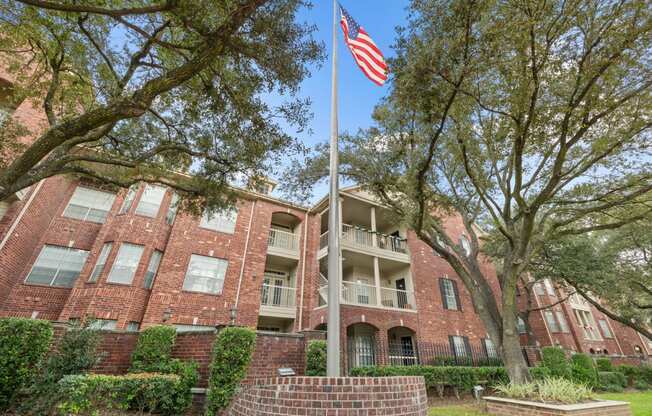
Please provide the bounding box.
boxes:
[319,277,416,312]
[259,283,296,319]
[319,224,409,262]
[267,228,299,259]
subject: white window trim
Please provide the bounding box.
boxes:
[63,186,116,223]
[182,254,228,295]
[24,245,89,287]
[442,278,459,310]
[143,250,163,289]
[134,184,166,218]
[106,243,144,285]
[89,242,113,282]
[199,208,238,234]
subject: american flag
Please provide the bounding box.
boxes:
[339,5,388,86]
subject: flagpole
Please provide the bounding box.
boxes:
[326,0,341,377]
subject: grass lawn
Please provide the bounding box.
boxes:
[597,390,652,416]
[427,390,652,416]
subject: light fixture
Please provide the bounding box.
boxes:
[162,307,172,322]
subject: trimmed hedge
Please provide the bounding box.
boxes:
[595,358,612,372]
[57,373,189,415]
[541,347,570,379]
[130,325,177,371]
[349,365,508,391]
[570,353,598,387]
[206,327,257,415]
[0,317,53,410]
[306,340,327,376]
[598,371,627,392]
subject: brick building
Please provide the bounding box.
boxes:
[1,69,650,373]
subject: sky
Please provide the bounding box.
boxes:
[271,1,410,201]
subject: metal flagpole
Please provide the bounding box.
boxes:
[326,0,341,377]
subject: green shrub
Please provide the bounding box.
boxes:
[529,366,551,380]
[541,347,570,379]
[598,371,626,391]
[349,365,508,392]
[615,364,640,387]
[206,327,257,415]
[130,325,177,371]
[494,377,595,404]
[306,340,326,376]
[0,318,53,410]
[57,372,189,415]
[634,380,649,391]
[17,322,102,415]
[639,365,652,384]
[570,353,598,387]
[595,358,612,372]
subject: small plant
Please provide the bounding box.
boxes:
[595,358,612,372]
[130,325,177,371]
[206,327,257,415]
[634,380,650,391]
[494,377,595,404]
[570,353,598,387]
[306,340,326,376]
[598,371,627,391]
[541,347,570,379]
[529,366,551,380]
[0,317,53,410]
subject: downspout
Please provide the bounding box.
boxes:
[0,180,44,253]
[297,208,311,330]
[233,199,257,321]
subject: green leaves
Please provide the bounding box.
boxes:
[305,340,327,376]
[130,325,177,371]
[206,326,256,415]
[0,317,53,410]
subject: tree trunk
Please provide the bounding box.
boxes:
[502,328,531,383]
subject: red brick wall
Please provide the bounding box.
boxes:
[228,376,428,416]
[484,397,632,416]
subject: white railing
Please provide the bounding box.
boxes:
[268,229,299,251]
[260,284,296,308]
[318,273,329,306]
[342,281,378,306]
[322,224,408,255]
[380,286,416,310]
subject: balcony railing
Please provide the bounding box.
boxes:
[268,229,299,252]
[380,286,416,310]
[319,279,415,311]
[260,284,296,308]
[342,281,377,306]
[319,224,408,255]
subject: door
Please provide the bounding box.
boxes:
[395,278,407,308]
[273,278,284,306]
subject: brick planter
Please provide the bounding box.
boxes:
[227,376,428,415]
[484,396,632,416]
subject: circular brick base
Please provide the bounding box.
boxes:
[228,376,428,415]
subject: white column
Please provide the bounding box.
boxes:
[370,206,377,247]
[373,256,381,307]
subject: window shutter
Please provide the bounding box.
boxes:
[439,278,449,310]
[448,335,456,357]
[463,336,472,357]
[451,280,462,311]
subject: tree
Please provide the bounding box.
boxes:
[285,0,652,382]
[533,215,652,340]
[0,0,322,212]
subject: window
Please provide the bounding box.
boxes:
[166,193,179,225]
[574,309,601,340]
[534,282,546,296]
[199,209,237,234]
[89,242,112,283]
[175,324,215,332]
[63,186,116,223]
[556,311,570,333]
[483,338,498,358]
[543,279,556,296]
[598,319,612,338]
[88,319,117,330]
[449,335,470,357]
[143,250,163,289]
[517,316,527,334]
[182,254,228,295]
[439,278,460,311]
[25,245,89,288]
[545,310,560,333]
[459,235,471,255]
[126,321,140,332]
[119,185,138,214]
[106,243,144,285]
[135,185,166,217]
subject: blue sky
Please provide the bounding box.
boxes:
[272,1,409,200]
